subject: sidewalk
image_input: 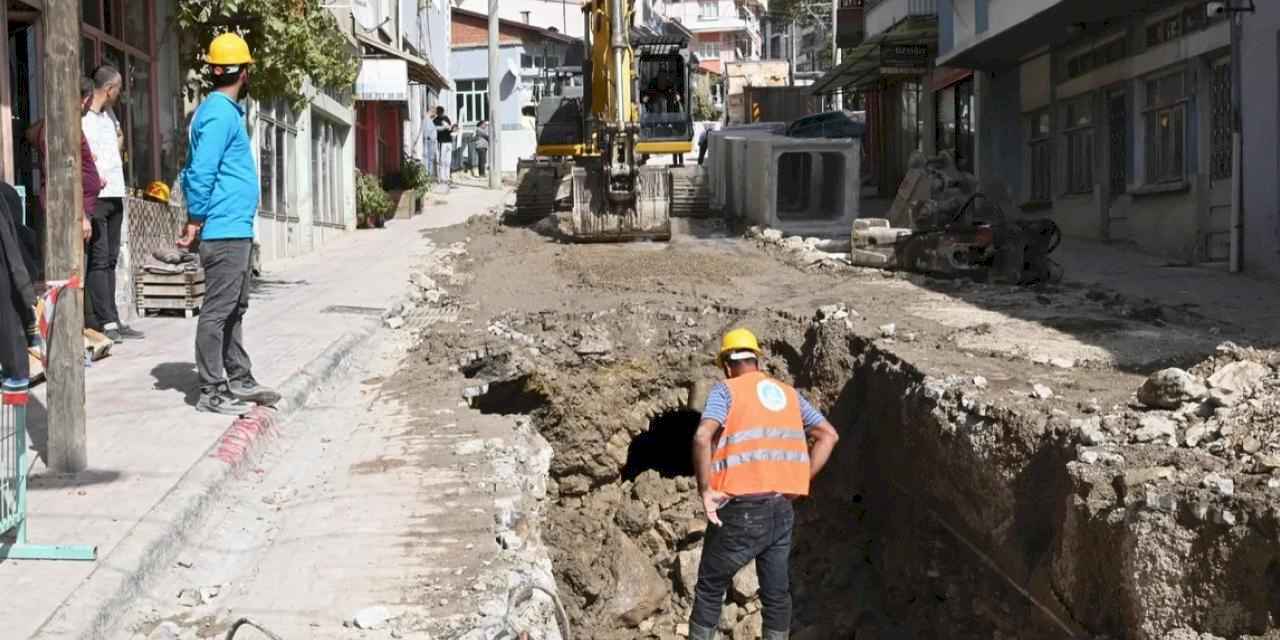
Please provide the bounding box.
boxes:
[1055,237,1280,344]
[1,184,508,639]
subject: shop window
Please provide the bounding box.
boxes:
[1061,94,1095,194]
[1143,70,1187,184]
[1028,109,1052,202]
[455,79,490,124]
[259,101,298,220]
[311,117,347,227]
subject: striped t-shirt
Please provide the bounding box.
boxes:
[701,381,827,431]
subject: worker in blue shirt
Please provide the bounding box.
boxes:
[177,33,280,415]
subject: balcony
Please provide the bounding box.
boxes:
[865,0,936,39]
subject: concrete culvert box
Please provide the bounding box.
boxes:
[742,135,861,237]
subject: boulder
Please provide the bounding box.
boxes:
[730,561,760,603]
[1132,414,1178,443]
[1138,368,1206,409]
[677,548,702,597]
[1207,361,1270,395]
[607,534,669,627]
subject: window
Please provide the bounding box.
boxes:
[1146,2,1227,49]
[258,101,298,220]
[699,0,719,18]
[1143,70,1187,184]
[521,54,533,68]
[1062,95,1095,194]
[1066,37,1127,79]
[1029,109,1052,202]
[547,56,559,69]
[311,118,346,227]
[935,78,974,174]
[700,40,720,60]
[455,79,490,125]
[81,0,157,189]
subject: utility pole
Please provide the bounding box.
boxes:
[43,0,87,472]
[487,0,502,190]
[831,0,842,111]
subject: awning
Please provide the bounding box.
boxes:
[357,34,451,93]
[811,15,938,96]
[356,58,409,102]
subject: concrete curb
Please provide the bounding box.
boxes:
[31,318,383,640]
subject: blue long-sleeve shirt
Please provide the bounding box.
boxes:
[181,92,258,240]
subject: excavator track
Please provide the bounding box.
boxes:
[513,159,566,223]
[670,166,711,218]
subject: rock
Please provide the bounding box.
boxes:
[732,610,763,639]
[782,236,807,251]
[1207,361,1270,395]
[176,587,203,607]
[1132,414,1177,443]
[1256,454,1280,471]
[574,331,613,356]
[1122,466,1175,488]
[1079,450,1100,465]
[353,606,392,630]
[1242,437,1262,454]
[972,376,988,388]
[147,622,181,640]
[878,323,897,338]
[1267,478,1280,492]
[1031,384,1054,400]
[1071,417,1106,445]
[1207,387,1243,407]
[719,603,742,631]
[677,623,691,637]
[409,272,436,291]
[816,304,849,323]
[1049,357,1075,369]
[761,228,784,242]
[1202,473,1235,496]
[615,500,658,535]
[1184,424,1211,448]
[677,548,702,596]
[681,518,708,545]
[1138,368,1207,409]
[384,315,406,330]
[730,561,759,603]
[607,534,667,627]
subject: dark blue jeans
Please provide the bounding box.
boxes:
[690,494,795,634]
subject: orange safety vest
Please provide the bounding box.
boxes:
[710,371,811,497]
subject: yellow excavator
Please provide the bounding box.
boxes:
[515,0,694,241]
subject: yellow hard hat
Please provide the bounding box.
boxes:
[206,32,254,66]
[717,328,762,366]
[145,181,170,203]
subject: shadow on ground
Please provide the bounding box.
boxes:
[151,362,201,407]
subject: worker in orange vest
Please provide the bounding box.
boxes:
[688,328,840,640]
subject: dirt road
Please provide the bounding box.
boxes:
[119,212,1280,640]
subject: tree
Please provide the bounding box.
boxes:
[175,0,359,110]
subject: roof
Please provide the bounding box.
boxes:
[451,7,579,45]
[810,15,938,96]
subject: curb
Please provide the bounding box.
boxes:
[31,318,383,640]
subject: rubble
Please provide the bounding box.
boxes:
[1138,368,1207,409]
[353,606,392,630]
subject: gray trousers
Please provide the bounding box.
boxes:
[196,239,254,394]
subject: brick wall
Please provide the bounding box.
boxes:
[452,11,526,47]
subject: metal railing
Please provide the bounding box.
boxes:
[0,378,96,560]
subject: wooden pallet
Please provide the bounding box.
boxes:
[136,269,205,318]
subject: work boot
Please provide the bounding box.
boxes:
[687,623,717,640]
[116,325,146,340]
[228,376,282,406]
[762,629,789,640]
[196,388,253,416]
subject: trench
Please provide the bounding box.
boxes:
[462,310,1275,640]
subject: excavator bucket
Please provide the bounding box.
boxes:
[569,164,671,242]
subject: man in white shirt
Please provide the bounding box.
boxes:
[83,64,143,342]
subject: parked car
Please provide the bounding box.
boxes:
[785,110,866,139]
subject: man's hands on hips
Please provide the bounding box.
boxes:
[701,489,730,526]
[176,222,202,250]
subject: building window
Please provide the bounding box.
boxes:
[1143,70,1187,184]
[1029,109,1052,202]
[455,79,490,125]
[699,0,719,19]
[1066,37,1127,79]
[711,82,723,106]
[258,101,298,220]
[311,117,346,227]
[936,78,974,174]
[700,40,720,60]
[1062,95,1095,194]
[81,0,156,190]
[1146,2,1227,49]
[1209,61,1233,181]
[1108,92,1129,195]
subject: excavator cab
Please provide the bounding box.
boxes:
[634,37,693,154]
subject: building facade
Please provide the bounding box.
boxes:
[660,0,768,74]
[936,0,1256,270]
[449,8,579,173]
[1240,1,1280,279]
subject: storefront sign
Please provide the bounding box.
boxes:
[880,44,929,74]
[356,59,409,102]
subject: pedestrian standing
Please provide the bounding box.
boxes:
[83,65,144,343]
[687,329,840,640]
[27,76,104,249]
[474,120,490,178]
[178,33,279,416]
[433,106,455,186]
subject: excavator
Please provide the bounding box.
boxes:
[515,0,694,241]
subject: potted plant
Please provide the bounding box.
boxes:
[400,156,432,216]
[356,170,393,228]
